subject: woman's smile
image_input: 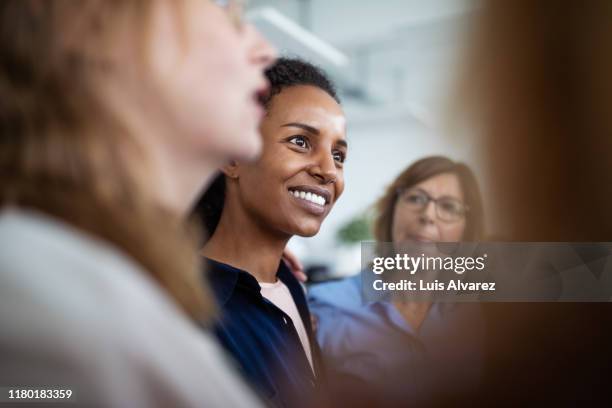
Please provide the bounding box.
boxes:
[287,185,332,216]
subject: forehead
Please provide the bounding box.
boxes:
[412,172,464,201]
[265,85,346,134]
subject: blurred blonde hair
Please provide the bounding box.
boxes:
[458,0,612,241]
[0,0,214,320]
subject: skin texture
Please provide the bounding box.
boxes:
[391,172,467,331]
[204,85,347,282]
[99,0,276,213]
[144,0,276,162]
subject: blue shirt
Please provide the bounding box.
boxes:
[308,274,484,402]
[205,258,321,408]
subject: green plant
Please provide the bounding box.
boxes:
[336,213,373,245]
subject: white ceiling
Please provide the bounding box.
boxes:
[248,0,477,126]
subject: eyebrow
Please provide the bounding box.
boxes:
[281,122,318,134]
[411,187,463,202]
[281,122,348,149]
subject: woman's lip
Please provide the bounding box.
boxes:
[406,235,436,243]
[288,191,326,216]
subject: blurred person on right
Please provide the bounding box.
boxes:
[0,0,274,406]
[453,0,612,405]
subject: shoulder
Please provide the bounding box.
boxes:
[308,273,363,310]
[0,208,175,320]
[0,209,260,407]
[0,208,148,291]
[0,208,182,355]
[204,257,242,306]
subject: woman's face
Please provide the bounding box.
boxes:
[232,85,347,237]
[144,0,276,162]
[391,172,467,243]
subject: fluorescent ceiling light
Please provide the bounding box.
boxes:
[247,7,349,68]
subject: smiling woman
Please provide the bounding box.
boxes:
[242,84,347,236]
[194,57,346,407]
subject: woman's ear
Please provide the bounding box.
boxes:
[220,160,240,179]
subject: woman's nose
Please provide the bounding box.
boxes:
[308,152,338,184]
[419,201,437,225]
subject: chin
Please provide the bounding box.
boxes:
[291,222,322,238]
[296,230,319,238]
[229,131,262,161]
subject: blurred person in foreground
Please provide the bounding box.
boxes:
[453,0,612,405]
[308,156,485,405]
[0,0,275,406]
[194,57,347,407]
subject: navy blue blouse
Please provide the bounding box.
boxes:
[205,258,322,407]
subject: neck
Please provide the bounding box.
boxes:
[393,301,432,332]
[203,194,290,283]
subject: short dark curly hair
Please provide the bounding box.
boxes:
[260,57,340,109]
[193,57,339,237]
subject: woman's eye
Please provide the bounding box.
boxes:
[288,136,309,148]
[333,150,346,163]
[407,193,427,205]
[440,200,464,215]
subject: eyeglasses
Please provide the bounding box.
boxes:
[214,0,248,29]
[396,187,469,223]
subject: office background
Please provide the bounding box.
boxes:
[248,0,483,277]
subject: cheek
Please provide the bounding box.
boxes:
[239,160,286,209]
[180,14,248,112]
[177,52,257,156]
[439,222,466,241]
[334,175,345,201]
[240,167,270,198]
[391,206,415,241]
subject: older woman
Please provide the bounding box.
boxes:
[309,155,485,404]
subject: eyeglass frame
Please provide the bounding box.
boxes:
[213,0,248,29]
[395,186,470,223]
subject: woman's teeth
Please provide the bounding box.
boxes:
[290,189,326,206]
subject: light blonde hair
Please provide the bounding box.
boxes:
[0,0,214,320]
